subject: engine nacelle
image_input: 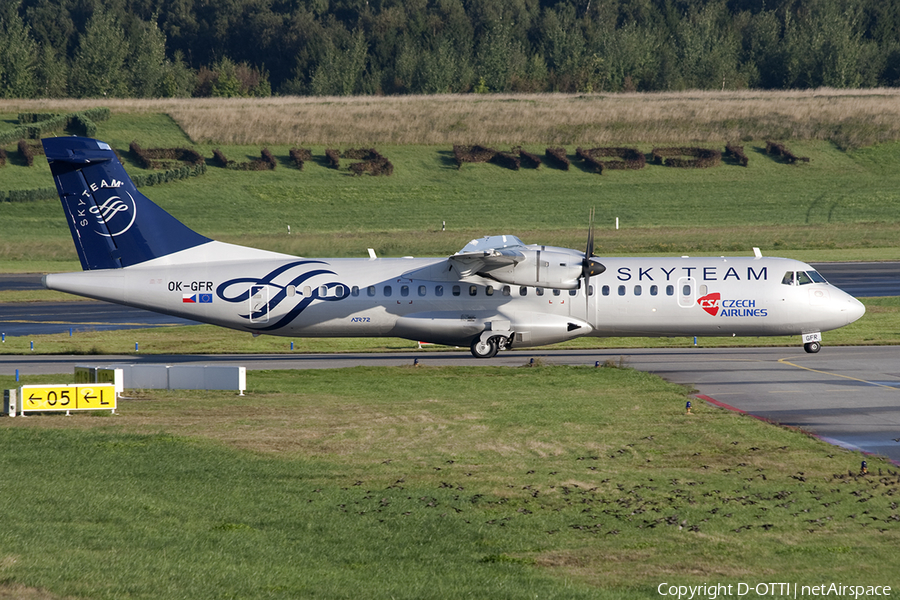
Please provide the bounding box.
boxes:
[482,246,585,290]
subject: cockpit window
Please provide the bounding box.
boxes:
[783,270,827,286]
[808,271,827,283]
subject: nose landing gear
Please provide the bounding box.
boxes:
[802,332,822,353]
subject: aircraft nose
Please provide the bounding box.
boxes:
[844,295,866,325]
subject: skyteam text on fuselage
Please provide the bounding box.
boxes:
[41,137,865,358]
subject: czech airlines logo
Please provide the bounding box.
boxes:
[698,292,767,317]
[698,292,721,316]
[90,191,137,237]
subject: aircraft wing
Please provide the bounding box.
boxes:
[450,236,527,277]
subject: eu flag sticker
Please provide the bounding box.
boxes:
[198,294,213,303]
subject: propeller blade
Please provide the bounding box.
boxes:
[585,207,595,259]
[581,208,604,279]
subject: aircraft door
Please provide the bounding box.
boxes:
[249,285,269,323]
[677,277,696,308]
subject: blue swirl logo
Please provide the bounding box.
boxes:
[216,260,348,331]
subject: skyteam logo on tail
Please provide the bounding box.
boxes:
[90,191,137,237]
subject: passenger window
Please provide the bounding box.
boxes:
[320,285,328,297]
[435,285,444,297]
[553,289,561,296]
[519,287,527,296]
[401,285,409,297]
[334,285,344,297]
[367,285,376,297]
[618,285,625,296]
[350,286,359,297]
[797,271,813,285]
[782,271,794,285]
[588,285,594,296]
[469,285,478,296]
[287,285,296,297]
[303,286,311,297]
[452,285,461,296]
[384,285,392,297]
[650,285,658,296]
[699,285,707,296]
[682,285,691,296]
[569,289,577,296]
[666,285,674,296]
[502,286,511,296]
[634,285,642,296]
[602,285,610,296]
[536,288,544,296]
[418,285,426,297]
[486,286,494,296]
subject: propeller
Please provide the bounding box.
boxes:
[582,208,606,279]
[581,208,606,316]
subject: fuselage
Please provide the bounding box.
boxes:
[44,241,866,350]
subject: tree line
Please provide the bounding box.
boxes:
[1,0,898,99]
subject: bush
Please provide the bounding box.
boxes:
[132,142,206,169]
[1,108,110,144]
[545,147,570,170]
[6,187,57,202]
[212,149,233,168]
[651,147,721,168]
[325,149,341,169]
[17,140,45,166]
[260,148,277,170]
[576,147,604,173]
[490,151,520,170]
[349,158,394,176]
[724,144,749,167]
[452,144,496,168]
[17,113,57,124]
[765,141,809,164]
[515,148,542,169]
[289,148,312,170]
[346,148,393,176]
[131,163,206,187]
[579,147,645,171]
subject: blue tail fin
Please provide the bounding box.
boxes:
[43,136,211,270]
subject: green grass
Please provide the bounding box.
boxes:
[1,366,898,599]
[3,113,900,266]
[0,297,896,355]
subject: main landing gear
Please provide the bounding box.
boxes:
[470,335,511,359]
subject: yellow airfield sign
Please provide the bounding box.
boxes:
[19,384,116,414]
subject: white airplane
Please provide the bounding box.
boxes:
[41,137,865,357]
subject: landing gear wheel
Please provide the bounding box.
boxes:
[803,341,821,353]
[471,337,499,359]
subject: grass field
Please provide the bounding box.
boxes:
[2,107,900,269]
[1,366,899,599]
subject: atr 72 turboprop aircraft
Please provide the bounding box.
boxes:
[41,136,865,358]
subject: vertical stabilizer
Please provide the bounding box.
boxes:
[42,137,211,270]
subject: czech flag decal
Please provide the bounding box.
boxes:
[183,294,213,303]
